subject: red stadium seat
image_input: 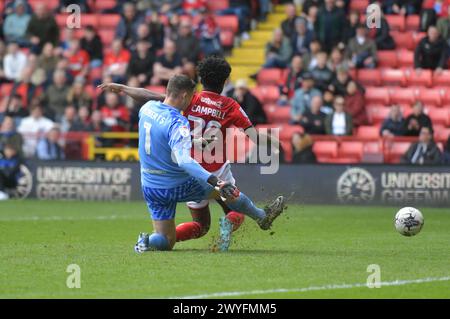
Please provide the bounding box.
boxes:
[386,142,411,163]
[356,69,381,86]
[442,89,450,104]
[98,29,116,45]
[428,108,450,126]
[391,31,414,50]
[255,124,303,141]
[313,141,338,160]
[435,127,450,142]
[357,125,380,139]
[417,88,442,107]
[29,0,59,11]
[406,15,420,31]
[215,16,239,33]
[250,86,279,104]
[263,105,291,123]
[405,69,432,87]
[365,87,390,105]
[397,50,414,68]
[98,14,121,29]
[432,70,450,87]
[381,69,406,86]
[208,0,230,12]
[94,0,117,11]
[367,105,390,124]
[390,88,417,105]
[350,0,369,12]
[220,30,235,47]
[386,15,406,31]
[257,69,283,86]
[339,141,364,162]
[413,32,426,46]
[378,51,398,68]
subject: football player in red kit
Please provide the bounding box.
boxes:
[99,56,275,250]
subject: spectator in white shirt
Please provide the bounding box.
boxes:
[3,42,27,82]
[17,104,54,157]
[325,96,353,136]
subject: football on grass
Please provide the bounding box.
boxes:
[394,207,424,237]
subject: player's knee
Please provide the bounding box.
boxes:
[148,233,171,251]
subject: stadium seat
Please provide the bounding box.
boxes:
[350,0,369,12]
[417,88,442,107]
[208,0,230,12]
[215,16,239,33]
[390,88,417,105]
[94,0,116,11]
[365,87,390,105]
[381,69,406,86]
[377,51,398,68]
[257,69,283,86]
[98,29,116,46]
[313,141,338,161]
[413,32,426,46]
[356,69,381,86]
[250,86,279,104]
[385,142,411,163]
[436,127,450,142]
[405,69,432,87]
[428,108,450,126]
[397,50,414,68]
[391,31,414,50]
[386,15,406,31]
[98,14,121,29]
[339,141,364,162]
[29,0,58,11]
[256,124,303,141]
[357,125,380,139]
[263,105,291,123]
[367,105,390,124]
[220,30,235,47]
[432,70,450,87]
[406,15,420,31]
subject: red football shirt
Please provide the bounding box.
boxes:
[184,91,253,172]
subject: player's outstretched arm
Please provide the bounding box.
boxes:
[97,83,165,103]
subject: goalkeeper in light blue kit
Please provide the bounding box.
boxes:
[135,75,285,252]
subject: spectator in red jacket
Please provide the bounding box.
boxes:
[344,81,367,127]
[100,91,130,132]
[65,39,90,78]
[103,39,131,83]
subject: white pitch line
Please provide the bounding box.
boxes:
[0,215,142,221]
[171,276,450,299]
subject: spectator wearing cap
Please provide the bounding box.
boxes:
[291,18,315,56]
[414,25,448,71]
[263,28,293,69]
[80,25,103,68]
[291,72,322,123]
[315,0,346,52]
[281,3,300,39]
[279,55,304,105]
[151,40,182,86]
[36,126,65,160]
[3,42,27,82]
[346,24,377,69]
[299,95,327,135]
[380,105,406,137]
[401,126,442,165]
[26,3,59,53]
[3,0,31,44]
[325,95,353,136]
[127,40,155,86]
[229,79,267,125]
[404,101,433,136]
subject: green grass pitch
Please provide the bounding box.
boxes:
[0,200,449,298]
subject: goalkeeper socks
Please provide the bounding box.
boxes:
[226,193,266,221]
[226,211,245,231]
[176,222,202,242]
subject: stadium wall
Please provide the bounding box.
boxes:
[17,161,450,207]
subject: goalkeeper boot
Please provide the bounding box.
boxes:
[258,196,285,231]
[218,216,233,252]
[134,232,150,253]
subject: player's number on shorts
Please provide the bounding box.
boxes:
[144,121,152,155]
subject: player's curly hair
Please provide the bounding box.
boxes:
[197,55,231,93]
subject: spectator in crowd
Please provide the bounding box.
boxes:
[442,135,450,164]
[3,0,31,44]
[144,12,165,51]
[17,104,54,157]
[3,42,27,82]
[375,13,395,50]
[291,132,317,163]
[3,0,32,16]
[127,40,154,86]
[144,0,183,14]
[86,109,110,135]
[100,91,130,131]
[26,3,60,53]
[60,105,84,132]
[132,23,156,53]
[437,5,450,40]
[300,95,327,135]
[281,3,300,39]
[175,21,201,65]
[380,105,405,136]
[303,0,324,16]
[404,101,433,136]
[65,39,90,78]
[77,106,91,130]
[229,79,267,125]
[304,3,319,32]
[344,81,367,127]
[315,0,346,52]
[2,93,29,125]
[291,73,322,123]
[342,10,360,45]
[80,25,103,68]
[382,0,424,15]
[0,116,23,154]
[322,89,335,114]
[414,25,448,71]
[291,18,314,56]
[311,51,333,92]
[346,24,377,69]
[103,39,131,83]
[327,47,348,72]
[57,0,90,13]
[329,66,353,96]
[279,55,304,105]
[0,143,23,200]
[423,0,448,17]
[401,126,442,164]
[151,40,182,86]
[263,28,293,69]
[325,95,353,135]
[36,42,59,81]
[67,76,92,109]
[165,13,181,41]
[196,10,223,56]
[36,126,65,160]
[115,2,144,48]
[0,41,7,83]
[303,40,322,70]
[40,69,70,120]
